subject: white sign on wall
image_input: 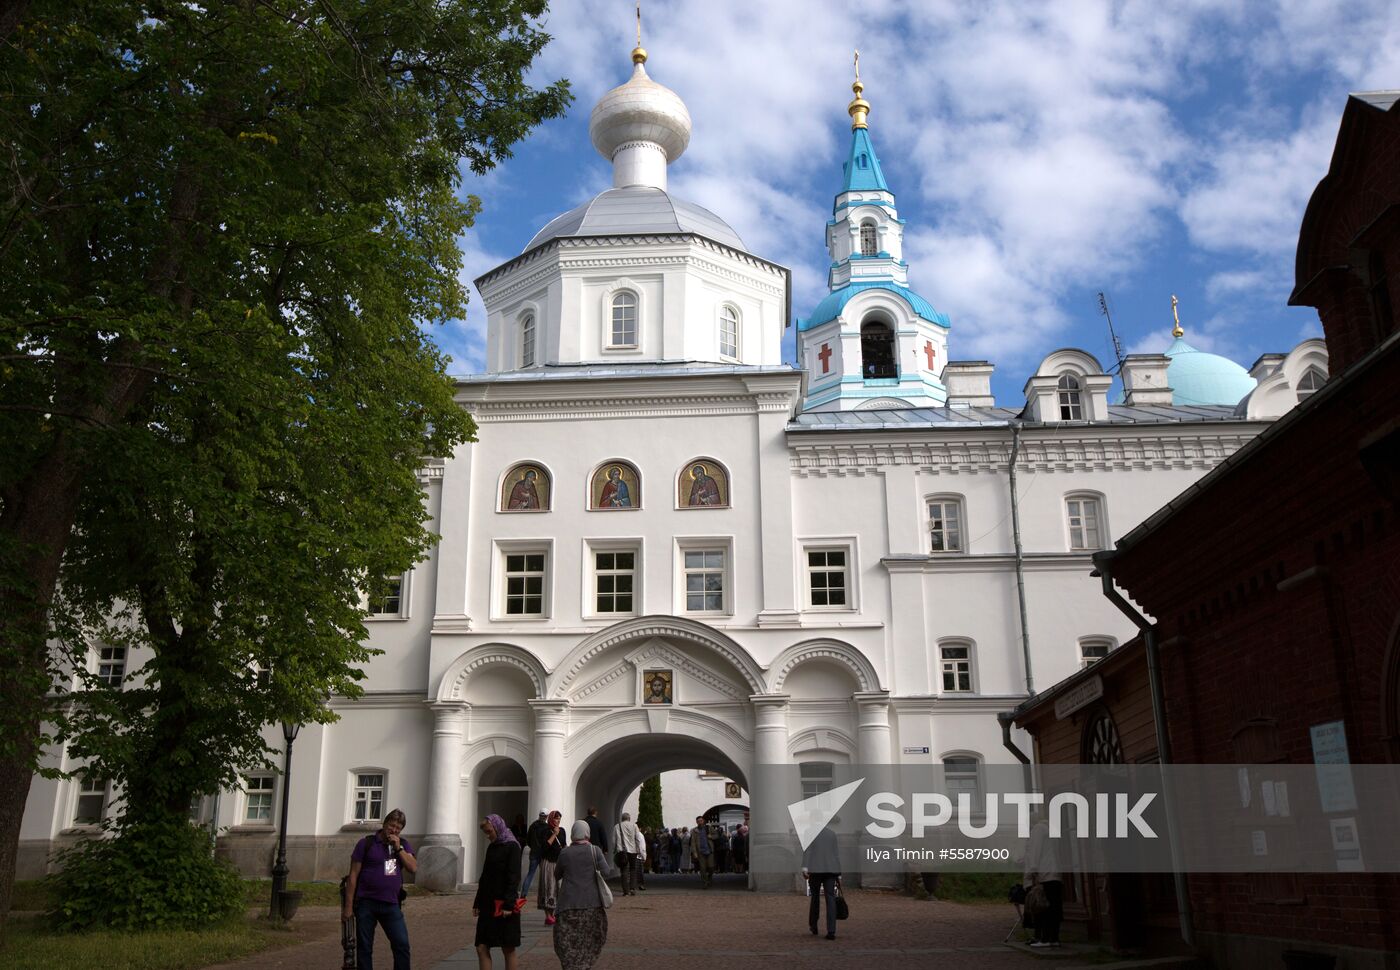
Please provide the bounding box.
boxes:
[1310,720,1357,813]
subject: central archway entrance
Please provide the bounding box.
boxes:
[572,723,752,889]
[574,730,749,824]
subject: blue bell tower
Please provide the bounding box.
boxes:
[798,56,951,411]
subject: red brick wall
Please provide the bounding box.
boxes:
[1110,338,1400,954]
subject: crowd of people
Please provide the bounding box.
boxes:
[342,805,760,970]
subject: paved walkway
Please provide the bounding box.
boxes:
[208,879,1191,970]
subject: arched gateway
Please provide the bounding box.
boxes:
[413,617,889,890]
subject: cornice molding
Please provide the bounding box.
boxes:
[882,553,1094,574]
[789,429,1260,474]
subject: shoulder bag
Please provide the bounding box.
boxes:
[593,847,614,909]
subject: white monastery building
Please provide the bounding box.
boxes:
[19,45,1329,889]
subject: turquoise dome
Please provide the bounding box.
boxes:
[1165,337,1256,406]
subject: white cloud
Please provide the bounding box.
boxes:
[1179,108,1338,256]
[454,0,1395,385]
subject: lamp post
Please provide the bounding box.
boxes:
[269,719,300,920]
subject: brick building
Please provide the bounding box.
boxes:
[1046,90,1400,969]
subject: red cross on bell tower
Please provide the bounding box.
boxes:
[818,343,833,374]
[923,340,936,370]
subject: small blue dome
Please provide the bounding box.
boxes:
[1165,337,1256,406]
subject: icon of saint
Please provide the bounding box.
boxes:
[507,469,541,510]
[599,466,632,508]
[687,463,721,506]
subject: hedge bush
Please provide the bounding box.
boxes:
[49,821,244,931]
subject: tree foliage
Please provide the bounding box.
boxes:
[0,0,569,927]
[638,775,663,832]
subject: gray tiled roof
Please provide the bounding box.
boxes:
[523,186,747,253]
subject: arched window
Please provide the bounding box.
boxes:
[1079,636,1115,668]
[1057,373,1084,420]
[860,319,897,378]
[520,313,535,368]
[1296,367,1325,402]
[1083,712,1125,765]
[610,291,638,348]
[859,220,878,257]
[719,305,739,359]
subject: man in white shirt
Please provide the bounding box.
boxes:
[612,812,644,896]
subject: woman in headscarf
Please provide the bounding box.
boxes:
[537,809,566,925]
[473,814,522,970]
[554,818,615,970]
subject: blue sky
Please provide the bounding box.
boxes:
[440,0,1400,404]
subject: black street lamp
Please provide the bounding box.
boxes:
[269,719,301,920]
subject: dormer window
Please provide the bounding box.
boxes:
[520,313,535,368]
[1057,374,1084,420]
[859,221,877,257]
[860,319,897,378]
[610,292,638,348]
[719,305,739,359]
[1296,367,1325,402]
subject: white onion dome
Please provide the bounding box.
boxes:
[588,47,691,189]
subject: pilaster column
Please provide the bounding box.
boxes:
[750,694,791,766]
[418,701,469,891]
[529,699,571,817]
[853,691,894,765]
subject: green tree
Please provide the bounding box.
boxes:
[638,775,663,832]
[0,0,569,928]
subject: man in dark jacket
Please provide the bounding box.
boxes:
[586,806,608,854]
[521,810,550,899]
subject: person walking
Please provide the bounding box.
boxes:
[522,811,549,901]
[585,806,608,855]
[473,815,522,970]
[688,817,715,888]
[537,809,567,925]
[554,819,616,970]
[342,807,416,970]
[612,812,643,896]
[1024,816,1064,948]
[801,822,841,940]
[668,829,683,874]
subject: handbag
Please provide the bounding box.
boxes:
[594,848,614,909]
[835,879,849,920]
[1024,882,1048,920]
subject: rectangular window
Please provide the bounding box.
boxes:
[369,575,403,616]
[353,773,385,822]
[928,500,963,553]
[97,645,126,687]
[74,776,107,825]
[806,549,848,608]
[244,774,275,823]
[505,553,546,616]
[940,644,973,692]
[800,762,835,801]
[595,550,636,614]
[1067,498,1103,551]
[943,757,981,807]
[683,549,726,612]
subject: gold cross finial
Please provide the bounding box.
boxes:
[848,49,870,129]
[631,2,647,64]
[1171,294,1184,338]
